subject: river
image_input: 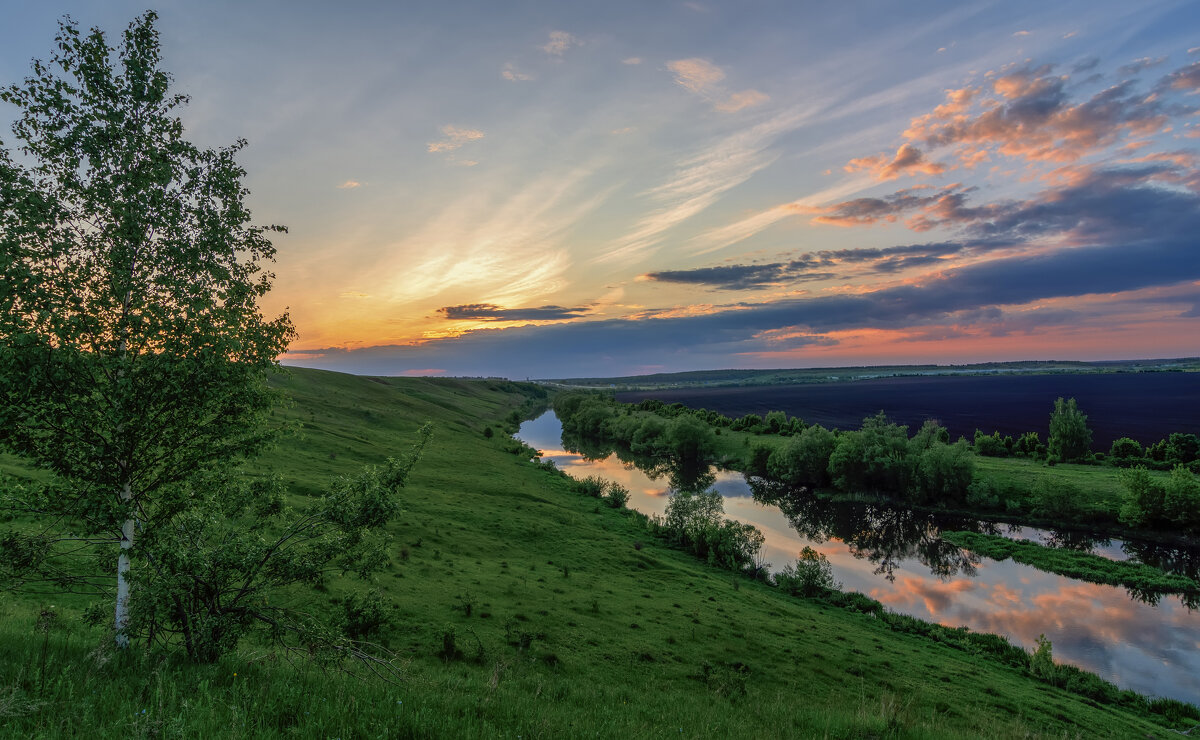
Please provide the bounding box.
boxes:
[517,410,1200,703]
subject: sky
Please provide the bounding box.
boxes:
[3,0,1200,378]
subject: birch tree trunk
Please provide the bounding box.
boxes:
[115,482,134,648]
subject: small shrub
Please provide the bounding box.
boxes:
[455,592,477,617]
[604,482,631,509]
[1029,633,1056,681]
[341,589,390,640]
[775,546,841,596]
[573,475,607,498]
[438,625,462,661]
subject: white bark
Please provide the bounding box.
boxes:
[115,481,134,648]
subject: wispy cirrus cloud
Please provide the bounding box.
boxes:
[427,125,486,154]
[337,180,363,189]
[374,161,613,316]
[667,57,769,113]
[595,107,812,264]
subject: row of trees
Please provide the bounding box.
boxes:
[759,414,976,505]
[555,394,718,464]
[557,394,979,507]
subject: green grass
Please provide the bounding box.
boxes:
[941,530,1200,598]
[0,367,1194,737]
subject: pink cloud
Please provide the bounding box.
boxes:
[845,143,947,181]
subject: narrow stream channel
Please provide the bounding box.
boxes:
[518,410,1200,703]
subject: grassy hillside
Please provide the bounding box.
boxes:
[0,368,1191,738]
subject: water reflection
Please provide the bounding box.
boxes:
[519,411,1200,703]
[748,478,982,582]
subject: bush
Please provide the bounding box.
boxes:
[912,440,975,504]
[774,546,840,596]
[1119,467,1165,527]
[767,424,836,488]
[1029,634,1056,681]
[1109,437,1142,460]
[340,589,391,640]
[828,413,912,494]
[745,442,774,477]
[973,430,1008,457]
[572,475,607,498]
[665,415,718,462]
[1013,431,1046,458]
[604,482,631,509]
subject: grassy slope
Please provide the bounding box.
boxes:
[0,368,1184,738]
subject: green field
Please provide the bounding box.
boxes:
[0,368,1194,738]
[542,358,1200,389]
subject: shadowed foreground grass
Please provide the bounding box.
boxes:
[0,368,1192,738]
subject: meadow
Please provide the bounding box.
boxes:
[1,368,1196,738]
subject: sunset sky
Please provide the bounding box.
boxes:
[4,1,1200,378]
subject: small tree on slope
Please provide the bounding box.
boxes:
[0,13,294,652]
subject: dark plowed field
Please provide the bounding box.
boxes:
[616,373,1200,446]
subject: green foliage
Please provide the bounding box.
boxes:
[761,410,789,435]
[658,489,765,573]
[766,424,836,488]
[912,440,975,504]
[0,13,296,652]
[1109,437,1143,460]
[973,430,1009,457]
[1168,433,1200,465]
[1048,397,1093,463]
[1119,465,1200,533]
[909,420,950,450]
[629,415,667,456]
[1029,634,1056,682]
[664,414,717,462]
[730,413,763,433]
[745,442,773,477]
[662,489,724,544]
[774,546,840,596]
[572,475,607,498]
[1013,431,1046,458]
[340,589,392,641]
[603,482,630,509]
[828,412,912,494]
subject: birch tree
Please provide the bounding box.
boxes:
[0,13,293,650]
